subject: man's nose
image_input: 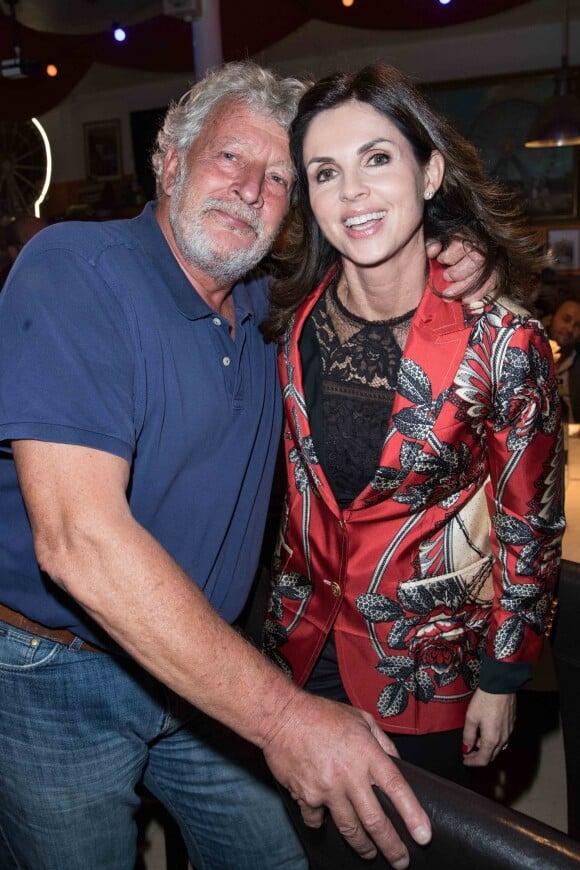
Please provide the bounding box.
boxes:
[231,165,264,208]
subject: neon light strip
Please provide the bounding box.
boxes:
[31,117,52,218]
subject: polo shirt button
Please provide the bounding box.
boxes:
[330,581,341,598]
[212,317,221,326]
[222,356,231,367]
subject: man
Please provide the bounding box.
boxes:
[0,214,48,289]
[543,294,580,423]
[0,62,485,869]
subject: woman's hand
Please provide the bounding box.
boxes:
[461,688,516,767]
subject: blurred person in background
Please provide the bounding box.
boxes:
[542,294,580,424]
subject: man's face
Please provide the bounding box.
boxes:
[548,300,580,353]
[166,103,294,284]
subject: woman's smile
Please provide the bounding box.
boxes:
[303,100,443,276]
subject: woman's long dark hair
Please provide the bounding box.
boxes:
[262,63,542,341]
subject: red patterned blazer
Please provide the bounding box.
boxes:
[264,262,565,735]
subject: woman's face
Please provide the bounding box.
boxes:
[302,100,444,272]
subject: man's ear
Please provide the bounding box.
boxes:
[424,150,445,198]
[161,148,181,197]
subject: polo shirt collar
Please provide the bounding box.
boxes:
[129,201,254,324]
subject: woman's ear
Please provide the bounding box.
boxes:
[424,150,445,199]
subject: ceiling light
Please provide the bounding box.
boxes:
[525,0,580,147]
[112,23,127,42]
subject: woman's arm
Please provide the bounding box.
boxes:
[463,313,565,766]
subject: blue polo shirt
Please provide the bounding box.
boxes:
[0,203,281,645]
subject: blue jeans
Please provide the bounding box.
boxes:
[0,621,307,870]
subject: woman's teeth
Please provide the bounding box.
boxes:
[344,211,386,228]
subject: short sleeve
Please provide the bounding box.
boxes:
[0,243,136,461]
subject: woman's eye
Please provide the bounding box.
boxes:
[368,152,390,166]
[315,167,336,183]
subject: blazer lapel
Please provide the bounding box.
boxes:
[351,261,475,509]
[282,268,342,517]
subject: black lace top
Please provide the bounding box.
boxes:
[301,281,415,508]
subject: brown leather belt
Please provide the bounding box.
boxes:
[0,602,105,653]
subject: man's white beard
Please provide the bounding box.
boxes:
[169,171,279,284]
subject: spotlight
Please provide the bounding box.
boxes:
[112,22,126,42]
[438,0,452,4]
[46,63,58,77]
[342,0,354,6]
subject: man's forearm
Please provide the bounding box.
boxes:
[45,514,299,748]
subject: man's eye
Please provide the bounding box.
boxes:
[271,174,289,188]
[222,152,236,161]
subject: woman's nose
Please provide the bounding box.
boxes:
[339,171,369,202]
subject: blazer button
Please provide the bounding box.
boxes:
[330,581,341,598]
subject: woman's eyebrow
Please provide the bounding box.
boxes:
[357,137,393,154]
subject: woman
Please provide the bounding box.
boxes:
[262,64,564,787]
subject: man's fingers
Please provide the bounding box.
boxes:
[425,239,443,260]
[297,800,326,829]
[445,272,496,302]
[331,793,410,868]
[439,238,479,271]
[376,765,431,848]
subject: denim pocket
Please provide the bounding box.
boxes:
[0,622,62,670]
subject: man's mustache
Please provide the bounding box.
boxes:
[202,197,263,236]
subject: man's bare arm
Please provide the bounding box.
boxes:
[13,439,431,867]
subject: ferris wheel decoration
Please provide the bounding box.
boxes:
[0,117,51,220]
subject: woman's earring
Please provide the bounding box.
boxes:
[425,189,434,200]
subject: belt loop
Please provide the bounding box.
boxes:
[69,636,85,651]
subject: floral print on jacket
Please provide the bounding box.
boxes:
[264,262,565,735]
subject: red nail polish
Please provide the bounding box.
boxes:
[462,743,470,753]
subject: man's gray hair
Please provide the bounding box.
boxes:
[151,61,308,196]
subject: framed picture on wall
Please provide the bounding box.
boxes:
[84,119,123,181]
[547,229,580,270]
[424,70,579,222]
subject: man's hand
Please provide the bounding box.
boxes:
[262,692,431,868]
[427,238,496,302]
[462,689,516,767]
